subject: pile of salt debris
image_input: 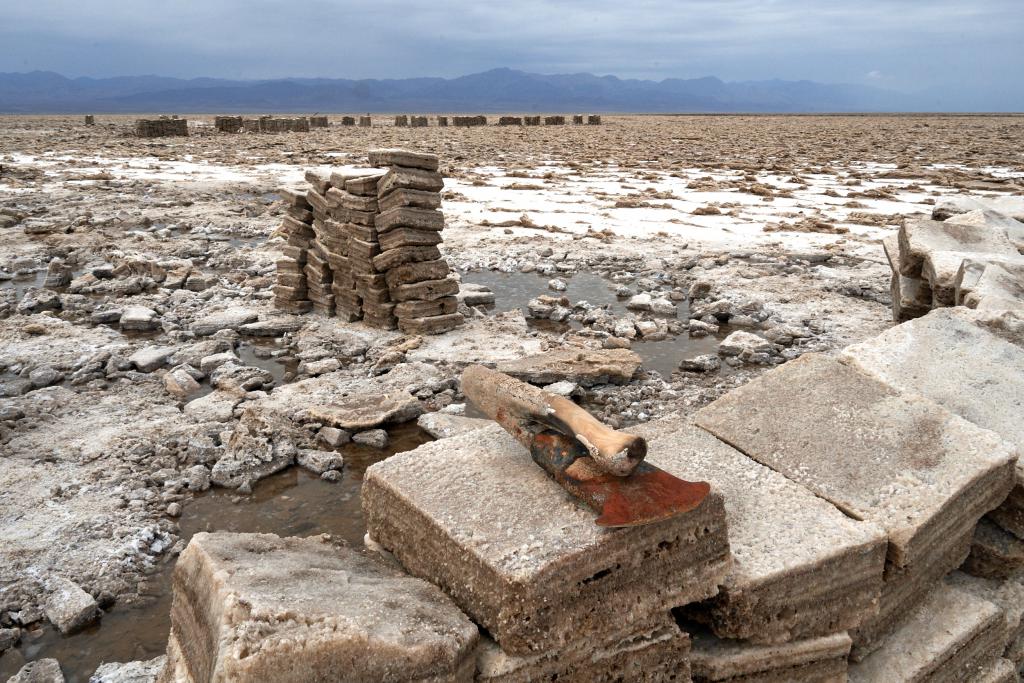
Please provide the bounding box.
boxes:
[885,197,1024,321]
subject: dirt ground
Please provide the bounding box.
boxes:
[1,113,1022,680]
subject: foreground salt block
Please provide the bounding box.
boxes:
[686,623,850,683]
[840,307,1024,537]
[475,619,690,683]
[696,353,1016,572]
[897,218,1017,305]
[948,570,1024,668]
[495,348,642,387]
[848,583,1004,682]
[965,261,1024,311]
[882,235,931,321]
[362,424,730,655]
[160,532,478,683]
[631,417,886,644]
[965,519,1024,580]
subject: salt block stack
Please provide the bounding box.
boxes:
[309,116,328,128]
[303,170,337,316]
[437,116,449,127]
[369,149,464,335]
[362,424,730,677]
[214,116,242,132]
[545,115,566,125]
[358,115,372,127]
[686,625,852,682]
[159,532,479,682]
[884,214,1024,321]
[395,115,409,127]
[573,115,585,124]
[135,118,188,137]
[273,188,314,314]
[695,352,1017,660]
[411,116,428,127]
[340,116,355,126]
[329,170,387,324]
[841,307,1024,581]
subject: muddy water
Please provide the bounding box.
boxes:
[0,423,432,683]
[461,270,728,378]
[0,270,46,298]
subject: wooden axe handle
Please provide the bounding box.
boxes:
[461,365,646,476]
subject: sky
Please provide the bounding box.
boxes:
[1,0,1022,95]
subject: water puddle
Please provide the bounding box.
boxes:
[0,422,432,683]
[461,270,728,378]
[0,270,46,298]
[236,339,297,386]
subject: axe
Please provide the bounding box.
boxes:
[461,365,710,527]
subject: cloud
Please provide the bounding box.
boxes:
[0,0,1021,96]
[866,70,883,79]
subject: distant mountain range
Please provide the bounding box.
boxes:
[0,68,1016,114]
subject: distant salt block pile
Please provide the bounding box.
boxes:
[884,204,1024,321]
[695,352,1017,659]
[134,117,187,137]
[369,149,464,334]
[309,115,328,128]
[453,115,487,126]
[256,115,310,133]
[213,115,243,133]
[159,532,479,682]
[362,424,729,664]
[84,114,94,126]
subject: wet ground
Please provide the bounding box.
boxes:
[0,422,432,682]
[461,269,728,378]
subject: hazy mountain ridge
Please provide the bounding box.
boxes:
[0,67,987,113]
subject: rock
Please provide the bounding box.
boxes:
[0,626,20,651]
[198,351,238,374]
[29,365,63,388]
[296,449,345,475]
[612,318,637,339]
[548,278,567,292]
[184,465,212,492]
[416,413,491,440]
[363,424,730,655]
[211,408,301,488]
[457,283,496,306]
[679,354,721,372]
[543,380,577,397]
[43,577,100,634]
[128,346,177,373]
[352,429,389,449]
[649,298,678,316]
[238,317,304,337]
[7,658,64,682]
[301,391,422,432]
[0,378,34,397]
[191,308,259,336]
[602,336,631,349]
[496,348,641,387]
[183,391,240,422]
[626,292,652,310]
[163,367,202,400]
[169,340,231,368]
[160,532,478,682]
[717,330,773,357]
[17,288,62,315]
[210,362,274,394]
[119,306,159,331]
[932,195,1024,223]
[316,426,350,448]
[847,582,1004,682]
[90,308,123,325]
[89,656,166,682]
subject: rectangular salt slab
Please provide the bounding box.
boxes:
[633,417,886,644]
[695,353,1016,571]
[363,424,730,655]
[161,532,479,682]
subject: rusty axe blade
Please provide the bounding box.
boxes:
[461,365,711,527]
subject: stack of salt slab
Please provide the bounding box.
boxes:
[328,170,390,325]
[884,209,1024,322]
[273,188,314,314]
[301,171,337,316]
[369,149,464,335]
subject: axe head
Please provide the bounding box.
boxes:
[530,430,710,528]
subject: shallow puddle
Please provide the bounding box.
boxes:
[461,270,727,378]
[0,422,432,682]
[0,270,46,298]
